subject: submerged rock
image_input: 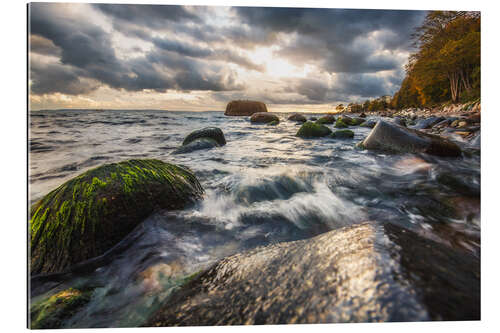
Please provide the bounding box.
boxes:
[173,138,220,154]
[250,112,280,124]
[316,115,336,125]
[145,222,479,326]
[393,117,407,127]
[296,121,332,138]
[288,113,307,122]
[267,120,279,126]
[30,159,204,274]
[358,121,461,157]
[330,129,354,139]
[182,127,226,146]
[309,116,318,121]
[225,100,267,116]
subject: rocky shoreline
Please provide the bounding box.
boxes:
[29,100,481,328]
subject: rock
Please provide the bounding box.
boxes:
[470,133,480,148]
[296,121,332,138]
[145,222,479,326]
[316,115,336,124]
[30,159,204,274]
[173,138,220,154]
[30,288,93,329]
[250,112,280,124]
[309,116,318,121]
[393,117,406,127]
[413,117,446,129]
[334,118,349,128]
[267,120,279,126]
[360,120,377,128]
[350,117,365,126]
[358,121,461,157]
[182,127,226,146]
[359,112,367,118]
[468,113,480,123]
[330,129,354,139]
[224,100,268,116]
[458,121,468,128]
[288,113,307,122]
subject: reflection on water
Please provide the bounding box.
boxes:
[29,110,480,327]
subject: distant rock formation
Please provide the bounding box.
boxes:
[225,100,268,116]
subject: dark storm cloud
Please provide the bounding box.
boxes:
[30,62,98,95]
[235,7,426,73]
[30,35,61,57]
[152,37,264,71]
[92,4,201,28]
[29,3,243,95]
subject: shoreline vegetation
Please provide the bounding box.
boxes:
[29,10,480,329]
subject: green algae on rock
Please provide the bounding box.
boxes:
[330,129,354,139]
[296,121,332,138]
[30,288,92,329]
[30,159,204,275]
[334,118,348,128]
[315,115,336,125]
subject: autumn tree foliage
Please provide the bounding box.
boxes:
[392,11,480,109]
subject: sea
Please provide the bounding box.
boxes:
[28,109,480,327]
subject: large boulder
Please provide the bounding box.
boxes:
[316,115,336,125]
[30,159,204,275]
[224,100,267,116]
[182,127,226,146]
[145,222,479,326]
[288,113,307,122]
[296,121,332,138]
[358,121,461,157]
[250,112,280,124]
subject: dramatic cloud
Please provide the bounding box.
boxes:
[29,3,427,111]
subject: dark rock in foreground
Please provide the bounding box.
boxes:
[225,100,267,116]
[30,159,204,274]
[250,112,280,124]
[145,222,479,326]
[173,138,220,154]
[288,113,307,122]
[182,127,226,146]
[358,121,461,157]
[296,121,332,138]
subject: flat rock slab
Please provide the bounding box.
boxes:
[145,222,479,326]
[225,100,268,116]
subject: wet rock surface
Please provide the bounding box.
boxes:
[250,112,280,124]
[145,222,479,326]
[359,121,462,157]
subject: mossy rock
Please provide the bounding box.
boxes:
[30,159,204,275]
[250,112,279,124]
[182,127,226,146]
[296,121,332,138]
[330,129,354,139]
[350,117,365,126]
[30,288,92,329]
[267,120,279,126]
[334,119,348,128]
[316,115,336,125]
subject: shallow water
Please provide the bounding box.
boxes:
[29,110,480,327]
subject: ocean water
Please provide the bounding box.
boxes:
[29,109,480,327]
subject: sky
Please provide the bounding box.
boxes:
[28,2,426,112]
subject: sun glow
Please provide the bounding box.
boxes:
[247,47,305,78]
